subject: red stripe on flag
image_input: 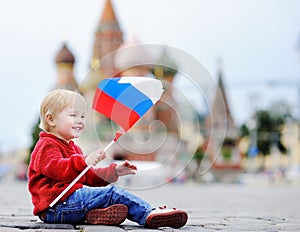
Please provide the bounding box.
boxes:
[93,89,140,131]
[114,128,126,141]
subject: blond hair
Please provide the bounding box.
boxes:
[39,89,86,131]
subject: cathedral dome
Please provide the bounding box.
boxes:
[114,35,153,70]
[152,49,178,79]
[55,43,75,64]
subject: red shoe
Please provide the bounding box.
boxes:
[86,204,128,225]
[146,206,188,229]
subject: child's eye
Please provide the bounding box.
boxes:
[81,115,85,119]
[70,114,76,117]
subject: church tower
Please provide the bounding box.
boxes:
[206,61,236,139]
[204,59,242,181]
[152,49,179,135]
[54,42,78,91]
[80,0,123,94]
[90,0,123,78]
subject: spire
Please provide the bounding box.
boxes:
[204,58,242,172]
[205,57,237,139]
[90,0,123,78]
[97,0,121,32]
[215,57,232,120]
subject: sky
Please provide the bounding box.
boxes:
[0,0,300,153]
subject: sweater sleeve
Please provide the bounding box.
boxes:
[35,143,87,182]
[85,163,119,186]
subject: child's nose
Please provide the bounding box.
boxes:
[76,117,85,123]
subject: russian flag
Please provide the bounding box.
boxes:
[92,77,164,137]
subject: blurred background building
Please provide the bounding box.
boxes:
[1,0,299,186]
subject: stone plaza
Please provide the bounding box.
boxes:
[0,179,299,231]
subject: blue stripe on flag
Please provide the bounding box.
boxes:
[98,78,153,117]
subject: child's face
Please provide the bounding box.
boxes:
[49,104,86,142]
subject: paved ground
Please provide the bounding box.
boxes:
[0,179,300,231]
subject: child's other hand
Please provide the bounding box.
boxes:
[85,149,106,166]
[116,160,137,176]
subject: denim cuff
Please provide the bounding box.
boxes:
[140,207,154,226]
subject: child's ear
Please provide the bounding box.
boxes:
[46,114,55,127]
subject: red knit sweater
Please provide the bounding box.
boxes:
[28,132,118,215]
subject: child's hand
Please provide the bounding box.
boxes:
[116,160,137,176]
[85,149,106,166]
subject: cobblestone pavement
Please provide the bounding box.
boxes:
[0,179,300,231]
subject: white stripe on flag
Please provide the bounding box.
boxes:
[118,77,164,104]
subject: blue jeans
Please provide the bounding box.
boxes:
[42,185,153,225]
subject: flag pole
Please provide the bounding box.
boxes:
[49,140,115,207]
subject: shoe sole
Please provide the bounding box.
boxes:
[146,210,188,229]
[86,204,128,225]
